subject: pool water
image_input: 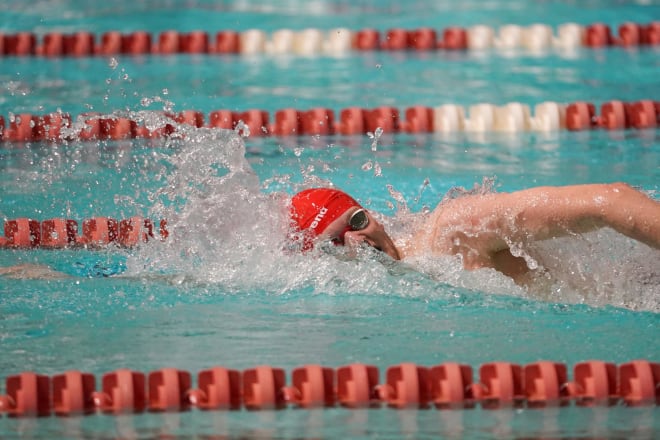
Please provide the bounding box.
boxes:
[1,0,659,438]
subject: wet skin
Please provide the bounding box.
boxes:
[319,207,401,261]
[318,183,660,285]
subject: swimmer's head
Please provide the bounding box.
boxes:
[289,188,361,250]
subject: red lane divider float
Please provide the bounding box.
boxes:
[0,22,659,57]
[0,360,657,417]
[0,99,657,143]
[0,217,168,249]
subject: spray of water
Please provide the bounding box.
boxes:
[12,57,654,310]
[105,115,659,311]
[111,121,491,302]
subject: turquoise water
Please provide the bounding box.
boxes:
[1,1,660,438]
[3,46,660,116]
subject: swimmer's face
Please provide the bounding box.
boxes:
[319,207,401,260]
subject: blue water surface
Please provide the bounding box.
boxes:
[1,1,659,439]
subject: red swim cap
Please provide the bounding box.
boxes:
[290,188,361,239]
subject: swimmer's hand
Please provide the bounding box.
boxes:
[0,264,70,280]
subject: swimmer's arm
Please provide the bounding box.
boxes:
[469,183,660,251]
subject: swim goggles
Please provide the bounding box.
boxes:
[332,208,369,245]
[348,208,369,231]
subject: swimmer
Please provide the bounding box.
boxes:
[2,182,658,284]
[289,183,660,283]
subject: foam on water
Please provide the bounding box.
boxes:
[527,231,660,311]
[119,122,659,311]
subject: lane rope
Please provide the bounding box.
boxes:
[0,217,167,249]
[0,360,657,416]
[0,22,658,57]
[0,100,657,143]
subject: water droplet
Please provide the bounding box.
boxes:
[361,160,373,171]
[368,126,383,151]
[386,184,408,210]
[373,161,382,177]
[234,120,250,137]
[108,57,118,69]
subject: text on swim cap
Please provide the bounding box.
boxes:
[310,207,328,230]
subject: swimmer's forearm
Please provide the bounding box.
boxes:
[509,183,660,249]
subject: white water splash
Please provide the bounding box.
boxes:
[368,126,383,151]
[523,231,660,311]
[122,126,463,299]
[234,120,250,137]
[362,128,384,177]
[116,123,659,311]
